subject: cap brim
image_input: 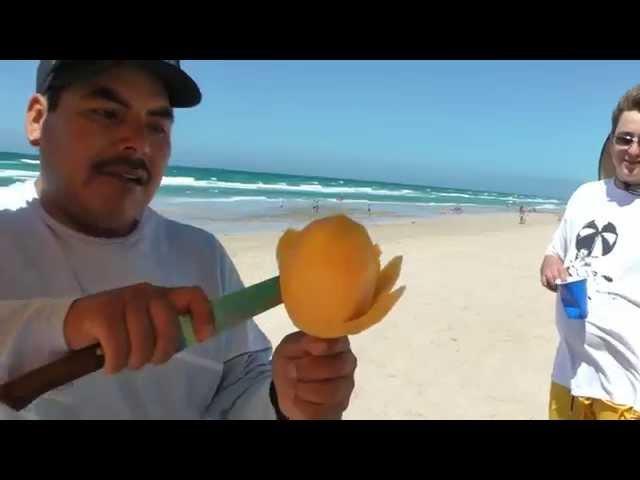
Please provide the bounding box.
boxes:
[131,61,202,108]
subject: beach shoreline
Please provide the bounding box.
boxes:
[152,196,561,237]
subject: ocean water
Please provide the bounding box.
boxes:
[0,151,564,207]
[0,151,564,232]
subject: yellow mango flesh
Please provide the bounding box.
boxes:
[277,215,382,338]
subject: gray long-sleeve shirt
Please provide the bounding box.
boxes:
[0,199,277,419]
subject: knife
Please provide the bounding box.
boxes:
[0,275,282,412]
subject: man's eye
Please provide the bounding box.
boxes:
[91,109,119,121]
[148,124,167,135]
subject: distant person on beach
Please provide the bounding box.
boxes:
[440,206,463,215]
[540,83,640,419]
[519,205,526,224]
[367,203,371,216]
[0,61,357,419]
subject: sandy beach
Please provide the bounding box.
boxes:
[188,208,561,420]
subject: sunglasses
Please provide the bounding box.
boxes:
[613,133,640,148]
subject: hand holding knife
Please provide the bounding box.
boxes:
[0,276,282,411]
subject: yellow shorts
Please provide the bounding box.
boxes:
[549,382,640,420]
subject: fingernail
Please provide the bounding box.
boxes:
[287,363,297,380]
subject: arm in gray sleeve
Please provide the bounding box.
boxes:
[0,298,74,384]
[202,238,279,420]
[204,347,277,420]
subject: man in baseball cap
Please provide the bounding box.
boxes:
[0,60,358,420]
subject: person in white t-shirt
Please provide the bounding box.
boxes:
[0,61,357,420]
[540,83,640,419]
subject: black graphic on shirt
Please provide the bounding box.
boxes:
[576,220,618,258]
[574,220,617,296]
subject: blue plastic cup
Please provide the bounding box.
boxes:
[557,277,588,320]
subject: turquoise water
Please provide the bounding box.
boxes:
[0,151,565,212]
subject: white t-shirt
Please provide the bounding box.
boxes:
[547,178,640,408]
[0,190,277,419]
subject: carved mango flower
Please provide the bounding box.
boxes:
[277,214,405,338]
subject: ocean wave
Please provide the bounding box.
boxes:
[158,175,564,206]
[433,192,480,199]
[433,191,560,204]
[161,176,417,196]
[532,204,563,210]
[0,180,37,211]
[501,196,561,204]
[20,159,40,164]
[308,198,488,208]
[161,176,216,187]
[0,169,39,179]
[162,196,275,203]
[161,196,492,208]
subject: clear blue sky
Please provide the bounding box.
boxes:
[2,60,640,199]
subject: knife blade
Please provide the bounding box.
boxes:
[178,275,282,348]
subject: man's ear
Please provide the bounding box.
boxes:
[25,94,48,147]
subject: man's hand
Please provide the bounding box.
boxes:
[540,255,568,292]
[64,283,215,374]
[272,331,357,420]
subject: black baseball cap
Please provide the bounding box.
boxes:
[36,60,202,108]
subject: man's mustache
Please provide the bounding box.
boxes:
[92,157,151,185]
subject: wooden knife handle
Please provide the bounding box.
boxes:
[0,344,104,411]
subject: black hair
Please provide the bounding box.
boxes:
[45,85,64,112]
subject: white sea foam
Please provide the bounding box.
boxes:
[0,180,37,211]
[161,176,217,187]
[164,196,275,203]
[0,169,39,179]
[161,176,416,196]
